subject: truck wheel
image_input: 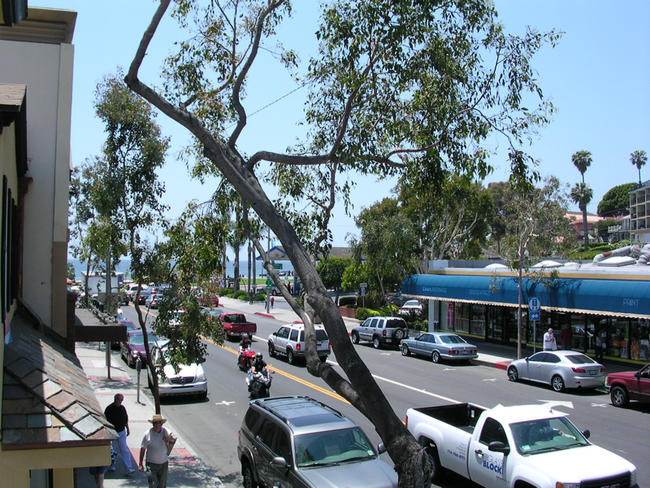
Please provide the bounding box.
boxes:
[351,331,360,344]
[425,445,445,483]
[431,350,441,363]
[394,328,405,341]
[401,344,410,356]
[268,341,275,358]
[610,385,629,407]
[242,460,258,488]
[551,375,565,392]
[373,336,382,349]
[507,366,519,382]
[287,349,295,364]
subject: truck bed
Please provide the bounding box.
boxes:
[411,403,485,434]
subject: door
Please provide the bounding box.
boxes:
[412,334,431,356]
[468,417,509,488]
[274,327,290,353]
[630,364,650,401]
[520,352,547,381]
[253,420,297,488]
[360,318,377,341]
[534,352,562,384]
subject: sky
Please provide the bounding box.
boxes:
[32,0,650,250]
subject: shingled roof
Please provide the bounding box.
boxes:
[2,321,116,449]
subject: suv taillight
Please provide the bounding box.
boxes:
[382,329,387,336]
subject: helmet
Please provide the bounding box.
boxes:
[242,333,249,340]
[255,352,263,359]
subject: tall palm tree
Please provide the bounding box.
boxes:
[631,150,648,186]
[571,183,593,252]
[572,150,592,183]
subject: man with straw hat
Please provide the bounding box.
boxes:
[139,414,176,488]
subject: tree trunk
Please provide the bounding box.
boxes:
[582,204,588,252]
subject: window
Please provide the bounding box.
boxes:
[290,329,299,341]
[257,419,278,449]
[479,418,508,446]
[244,409,261,431]
[278,327,290,339]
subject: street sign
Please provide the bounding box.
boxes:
[266,278,273,291]
[529,311,540,321]
[528,297,541,321]
[360,282,367,289]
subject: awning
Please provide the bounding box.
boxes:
[402,274,650,318]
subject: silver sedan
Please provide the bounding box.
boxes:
[399,332,478,363]
[507,350,606,392]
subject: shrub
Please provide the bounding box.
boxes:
[338,296,356,307]
[355,308,381,321]
[254,293,266,301]
[233,290,248,300]
[218,287,233,296]
[378,304,399,316]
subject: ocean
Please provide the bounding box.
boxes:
[68,258,295,282]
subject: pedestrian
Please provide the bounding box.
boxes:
[595,328,605,361]
[89,465,109,488]
[139,414,176,488]
[104,393,136,474]
[543,328,557,351]
[559,325,573,350]
[270,296,274,309]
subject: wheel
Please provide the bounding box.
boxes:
[351,331,360,344]
[268,341,276,358]
[373,336,381,349]
[425,445,445,483]
[610,385,629,407]
[401,344,411,356]
[431,350,441,363]
[128,355,135,369]
[272,289,278,296]
[242,461,258,488]
[551,375,565,392]
[507,366,519,382]
[287,348,295,364]
[394,328,405,341]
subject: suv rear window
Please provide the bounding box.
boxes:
[297,329,329,341]
[386,319,407,328]
[244,408,261,431]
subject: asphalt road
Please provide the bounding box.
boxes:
[119,302,649,488]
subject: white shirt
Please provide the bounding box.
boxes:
[543,331,557,351]
[141,427,171,464]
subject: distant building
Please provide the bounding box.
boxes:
[629,181,650,243]
[565,211,603,244]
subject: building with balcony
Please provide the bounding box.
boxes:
[629,181,650,243]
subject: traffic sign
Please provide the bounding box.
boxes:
[529,311,540,321]
[266,278,273,285]
[360,282,367,289]
[528,297,541,321]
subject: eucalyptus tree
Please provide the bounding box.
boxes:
[570,182,594,251]
[631,150,648,186]
[125,1,561,484]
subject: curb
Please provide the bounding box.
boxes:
[494,361,511,370]
[255,312,275,319]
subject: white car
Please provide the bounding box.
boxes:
[148,342,208,400]
[399,299,423,315]
[268,321,331,364]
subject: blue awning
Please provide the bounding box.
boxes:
[401,274,650,318]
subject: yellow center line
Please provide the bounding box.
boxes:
[212,339,348,405]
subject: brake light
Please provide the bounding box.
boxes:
[296,344,301,351]
[600,366,606,372]
[405,415,408,429]
[382,329,387,336]
[572,367,586,373]
[328,343,331,349]
[450,350,458,355]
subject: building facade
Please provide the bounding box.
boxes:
[630,182,650,243]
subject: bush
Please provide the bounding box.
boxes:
[566,250,600,261]
[410,319,429,332]
[355,308,381,321]
[218,287,233,296]
[233,290,248,300]
[378,304,399,316]
[254,293,266,301]
[338,296,356,307]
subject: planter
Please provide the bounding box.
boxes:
[339,307,356,318]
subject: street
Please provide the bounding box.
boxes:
[119,300,649,488]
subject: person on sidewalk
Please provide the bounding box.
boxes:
[543,328,557,351]
[270,297,274,309]
[104,393,136,474]
[89,466,109,488]
[139,414,176,488]
[559,325,573,350]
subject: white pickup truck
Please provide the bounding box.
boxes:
[405,403,638,488]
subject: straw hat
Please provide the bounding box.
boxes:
[148,414,167,424]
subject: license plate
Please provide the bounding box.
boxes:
[590,370,597,375]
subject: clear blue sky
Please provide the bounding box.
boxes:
[35,0,650,248]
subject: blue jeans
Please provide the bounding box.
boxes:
[113,429,133,470]
[146,461,168,488]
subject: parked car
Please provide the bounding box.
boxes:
[147,342,208,400]
[351,316,409,349]
[201,307,224,318]
[605,362,650,407]
[110,319,140,350]
[120,329,161,368]
[144,293,163,309]
[507,350,606,392]
[268,321,331,364]
[399,299,423,315]
[399,332,478,363]
[387,292,407,307]
[137,287,153,305]
[237,396,398,488]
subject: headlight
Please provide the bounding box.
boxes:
[556,483,580,488]
[197,372,206,382]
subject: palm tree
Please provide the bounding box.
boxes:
[571,183,593,252]
[572,150,592,183]
[631,150,648,186]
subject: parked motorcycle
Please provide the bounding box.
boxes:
[247,369,273,399]
[238,347,256,372]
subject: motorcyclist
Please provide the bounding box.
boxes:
[248,352,269,391]
[238,333,252,355]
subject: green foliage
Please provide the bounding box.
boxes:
[218,287,234,296]
[566,250,600,261]
[355,308,381,321]
[233,290,248,300]
[630,150,648,185]
[597,183,635,217]
[338,296,356,307]
[316,256,353,291]
[341,261,371,292]
[67,262,76,282]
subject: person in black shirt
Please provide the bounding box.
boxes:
[104,393,136,474]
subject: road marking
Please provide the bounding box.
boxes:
[591,403,609,408]
[539,400,574,410]
[483,378,497,382]
[371,374,461,404]
[443,367,455,371]
[215,401,235,406]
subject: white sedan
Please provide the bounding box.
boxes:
[399,299,423,315]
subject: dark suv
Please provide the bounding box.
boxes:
[237,396,398,488]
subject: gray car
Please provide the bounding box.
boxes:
[238,396,398,488]
[507,350,606,392]
[399,331,478,363]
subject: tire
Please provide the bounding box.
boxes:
[351,331,360,344]
[268,341,276,358]
[507,366,519,382]
[128,355,135,369]
[551,375,565,392]
[425,445,445,484]
[242,461,258,488]
[401,344,411,356]
[431,350,441,363]
[610,385,629,407]
[272,289,278,296]
[287,349,295,364]
[373,336,381,349]
[394,328,405,341]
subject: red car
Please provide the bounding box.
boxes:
[605,363,650,407]
[120,329,161,368]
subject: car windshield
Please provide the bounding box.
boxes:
[511,417,589,455]
[294,427,376,467]
[439,335,466,344]
[565,354,597,364]
[129,334,159,345]
[404,301,419,307]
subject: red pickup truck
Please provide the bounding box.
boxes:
[219,313,257,340]
[605,362,650,407]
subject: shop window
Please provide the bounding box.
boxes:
[610,318,630,359]
[638,319,650,362]
[487,307,503,342]
[455,303,470,334]
[470,305,486,337]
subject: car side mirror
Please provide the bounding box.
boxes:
[582,429,590,439]
[525,357,530,362]
[377,442,386,454]
[488,441,510,456]
[270,456,289,469]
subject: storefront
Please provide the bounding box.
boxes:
[402,263,650,365]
